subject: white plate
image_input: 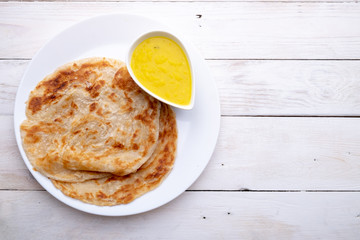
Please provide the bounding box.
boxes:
[14,14,220,216]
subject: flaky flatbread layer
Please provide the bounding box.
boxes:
[52,103,177,205]
[20,57,161,181]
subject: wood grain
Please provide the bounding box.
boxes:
[1,191,360,239]
[1,2,360,59]
[3,60,360,116]
[211,60,360,116]
[191,116,360,190]
[2,0,357,2]
[3,114,360,191]
[0,60,28,116]
[2,0,360,237]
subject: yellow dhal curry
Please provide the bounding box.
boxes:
[131,36,192,106]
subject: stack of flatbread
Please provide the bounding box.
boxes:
[20,57,177,206]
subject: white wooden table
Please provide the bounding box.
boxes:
[1,1,360,239]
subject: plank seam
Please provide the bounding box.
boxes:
[187,189,360,192]
[206,58,360,61]
[2,114,360,118]
[221,115,360,118]
[0,1,357,3]
[0,58,31,61]
[3,58,360,61]
[1,189,360,192]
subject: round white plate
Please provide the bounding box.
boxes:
[14,13,220,216]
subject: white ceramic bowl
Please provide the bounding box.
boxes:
[126,31,195,110]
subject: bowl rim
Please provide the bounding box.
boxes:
[125,30,195,110]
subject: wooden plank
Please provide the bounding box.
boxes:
[0,60,28,116]
[3,115,360,191]
[1,191,360,239]
[3,60,360,116]
[190,116,360,190]
[211,60,360,116]
[1,2,360,59]
[2,0,357,2]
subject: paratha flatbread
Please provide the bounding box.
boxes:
[20,57,161,180]
[52,103,177,205]
[20,119,111,182]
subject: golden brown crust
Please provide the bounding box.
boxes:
[21,57,178,205]
[52,103,177,205]
[28,60,113,115]
[20,57,161,181]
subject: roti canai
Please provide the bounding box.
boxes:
[20,57,161,180]
[52,103,177,206]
